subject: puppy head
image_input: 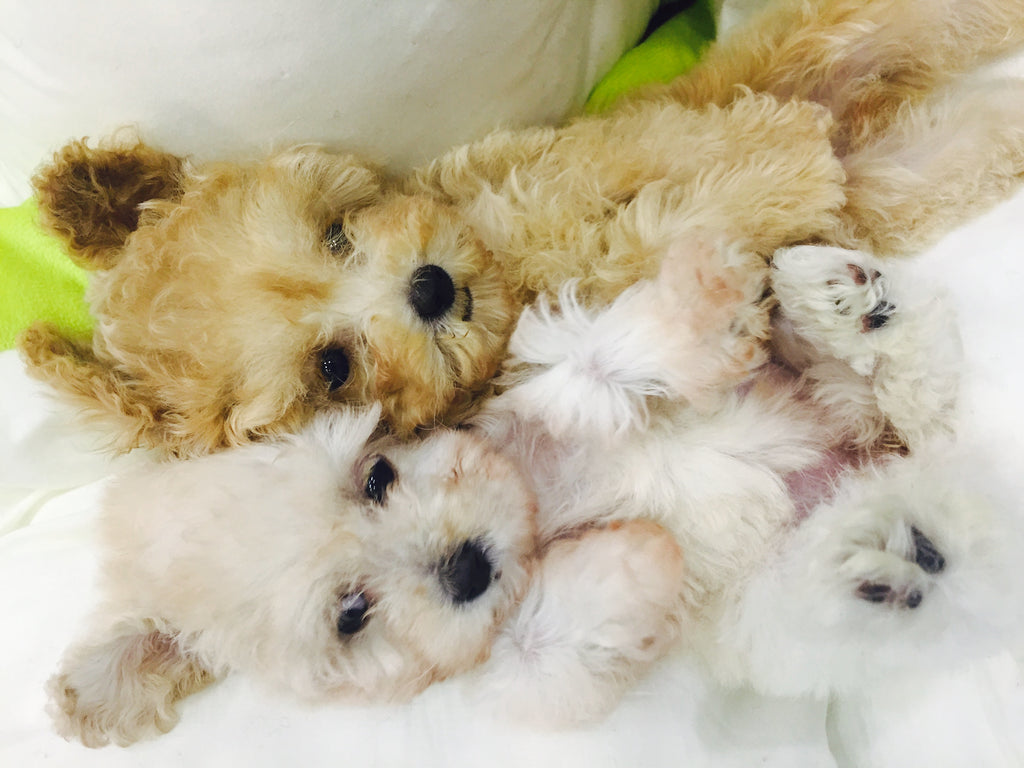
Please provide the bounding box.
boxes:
[355,426,536,676]
[23,138,516,455]
[48,409,536,746]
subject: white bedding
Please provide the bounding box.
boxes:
[0,0,655,206]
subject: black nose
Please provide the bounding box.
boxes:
[440,540,492,604]
[337,591,370,636]
[409,264,456,321]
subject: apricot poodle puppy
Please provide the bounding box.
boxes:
[21,0,1024,455]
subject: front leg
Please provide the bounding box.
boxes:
[473,520,684,725]
[48,615,216,747]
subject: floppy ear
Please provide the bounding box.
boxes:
[47,617,215,748]
[33,136,185,270]
[20,323,311,457]
[18,323,167,454]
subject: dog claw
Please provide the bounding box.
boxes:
[911,526,946,574]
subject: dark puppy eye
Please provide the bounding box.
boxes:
[337,591,370,636]
[365,457,395,504]
[325,222,350,254]
[320,347,350,391]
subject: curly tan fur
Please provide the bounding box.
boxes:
[22,94,837,456]
[658,0,1024,254]
[18,0,1024,456]
[663,0,1024,154]
[17,323,171,452]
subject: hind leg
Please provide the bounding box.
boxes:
[839,78,1024,255]
[714,445,1024,697]
[666,0,1024,154]
[670,1,1024,251]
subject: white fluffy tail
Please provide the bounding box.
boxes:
[496,283,676,441]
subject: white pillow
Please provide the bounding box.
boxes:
[0,0,656,205]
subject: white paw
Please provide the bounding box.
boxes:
[772,245,897,375]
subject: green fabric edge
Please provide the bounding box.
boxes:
[0,199,92,350]
[585,0,716,114]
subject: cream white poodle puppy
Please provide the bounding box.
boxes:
[46,409,536,747]
[471,239,1024,722]
[49,237,1024,745]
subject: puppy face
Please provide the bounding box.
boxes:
[48,409,536,747]
[28,142,516,455]
[332,195,516,434]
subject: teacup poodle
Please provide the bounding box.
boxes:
[20,0,1024,455]
[49,237,1024,745]
[47,407,536,747]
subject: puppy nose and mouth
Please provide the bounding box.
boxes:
[439,539,494,604]
[335,539,492,638]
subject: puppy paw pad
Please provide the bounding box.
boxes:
[856,581,924,609]
[825,262,894,333]
[911,526,946,574]
[847,523,946,609]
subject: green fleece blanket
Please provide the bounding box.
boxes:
[0,199,92,349]
[585,0,715,113]
[0,0,715,351]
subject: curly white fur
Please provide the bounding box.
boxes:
[472,242,1024,723]
[47,407,537,747]
[47,242,1024,745]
